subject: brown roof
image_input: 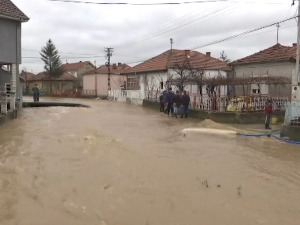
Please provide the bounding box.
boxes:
[232,43,297,65]
[84,63,131,75]
[125,49,231,74]
[62,61,94,71]
[27,72,77,81]
[0,0,29,21]
[23,72,35,80]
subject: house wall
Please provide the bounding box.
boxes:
[0,68,11,85]
[0,18,21,64]
[233,61,294,97]
[137,69,228,96]
[28,80,75,95]
[71,64,95,88]
[83,74,126,96]
[137,71,168,94]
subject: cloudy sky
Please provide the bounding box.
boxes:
[12,0,298,73]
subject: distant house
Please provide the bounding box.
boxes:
[231,43,295,98]
[22,71,35,94]
[0,0,29,114]
[62,61,95,88]
[82,63,131,97]
[120,49,231,102]
[26,72,78,96]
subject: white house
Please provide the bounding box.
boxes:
[119,49,231,106]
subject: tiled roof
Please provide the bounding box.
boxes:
[0,0,29,21]
[124,49,231,74]
[83,63,132,75]
[232,43,297,65]
[27,72,77,81]
[62,61,94,71]
[23,72,35,80]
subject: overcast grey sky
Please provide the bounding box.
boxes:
[12,0,298,73]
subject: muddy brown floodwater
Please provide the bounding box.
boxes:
[0,98,300,225]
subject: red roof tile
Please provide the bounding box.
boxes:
[125,49,231,74]
[233,43,297,65]
[0,0,29,21]
[28,72,77,81]
[23,72,35,80]
[84,63,131,75]
[62,61,94,71]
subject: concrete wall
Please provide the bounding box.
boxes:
[0,68,11,84]
[0,18,21,64]
[233,61,294,96]
[83,73,126,96]
[0,110,17,126]
[142,100,285,124]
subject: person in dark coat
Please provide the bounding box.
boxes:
[180,90,190,118]
[32,84,40,102]
[165,88,175,116]
[159,91,166,112]
[172,91,182,118]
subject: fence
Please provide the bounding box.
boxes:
[284,102,300,126]
[108,89,289,112]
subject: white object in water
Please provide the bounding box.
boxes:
[182,128,237,136]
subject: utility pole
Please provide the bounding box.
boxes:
[105,47,113,91]
[276,23,280,44]
[292,0,300,102]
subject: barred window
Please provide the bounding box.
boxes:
[127,77,139,90]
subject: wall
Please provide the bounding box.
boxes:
[0,68,11,84]
[0,18,21,64]
[83,73,126,97]
[233,61,294,96]
[142,100,285,124]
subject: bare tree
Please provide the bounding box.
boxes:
[219,50,230,62]
[167,60,192,91]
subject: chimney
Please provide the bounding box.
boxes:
[293,43,297,47]
[206,52,211,57]
[112,63,117,69]
[184,50,191,58]
[118,62,121,66]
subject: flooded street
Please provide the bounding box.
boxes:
[0,98,300,225]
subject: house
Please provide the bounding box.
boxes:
[82,62,131,98]
[22,71,35,94]
[62,61,95,88]
[119,49,231,106]
[0,0,29,115]
[26,72,78,96]
[231,43,295,98]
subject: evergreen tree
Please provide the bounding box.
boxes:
[40,39,64,77]
[40,39,64,94]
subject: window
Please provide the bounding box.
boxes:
[127,77,139,90]
[160,81,164,89]
[252,89,260,94]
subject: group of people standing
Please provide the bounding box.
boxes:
[159,88,191,118]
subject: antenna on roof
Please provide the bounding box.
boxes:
[170,38,174,52]
[276,22,280,44]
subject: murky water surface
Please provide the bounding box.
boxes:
[0,98,300,225]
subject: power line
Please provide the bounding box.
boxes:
[46,0,285,5]
[47,0,228,6]
[191,16,298,50]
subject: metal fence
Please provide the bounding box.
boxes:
[284,102,300,126]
